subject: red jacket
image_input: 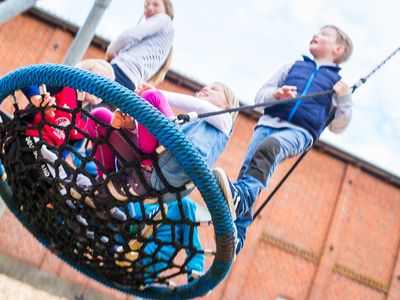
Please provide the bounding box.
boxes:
[25,87,86,146]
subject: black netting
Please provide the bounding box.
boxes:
[0,87,213,289]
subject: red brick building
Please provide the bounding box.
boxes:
[0,8,400,300]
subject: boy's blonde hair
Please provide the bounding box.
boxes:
[214,82,239,122]
[75,58,115,80]
[322,25,353,64]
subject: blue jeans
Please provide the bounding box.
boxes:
[112,64,136,92]
[151,119,228,192]
[233,125,312,253]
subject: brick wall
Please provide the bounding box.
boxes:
[1,11,400,300]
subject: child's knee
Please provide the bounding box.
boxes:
[140,89,165,106]
[247,137,281,183]
[87,107,113,135]
[90,107,113,123]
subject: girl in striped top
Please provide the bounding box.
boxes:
[105,0,174,92]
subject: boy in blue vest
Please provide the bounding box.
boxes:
[213,25,354,255]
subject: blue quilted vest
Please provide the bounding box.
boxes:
[264,56,341,140]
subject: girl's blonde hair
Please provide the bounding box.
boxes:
[75,59,115,106]
[148,48,173,86]
[162,0,174,20]
[147,0,174,86]
[214,82,239,122]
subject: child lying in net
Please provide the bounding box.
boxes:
[83,81,238,214]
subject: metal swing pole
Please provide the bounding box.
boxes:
[63,0,112,66]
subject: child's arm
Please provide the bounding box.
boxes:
[161,90,232,136]
[255,63,293,107]
[328,81,353,133]
[21,85,56,118]
[135,83,232,135]
[106,13,172,58]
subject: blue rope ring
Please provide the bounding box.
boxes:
[0,64,236,299]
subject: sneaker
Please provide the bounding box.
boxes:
[114,245,124,253]
[104,174,129,202]
[212,168,240,221]
[86,230,95,240]
[100,236,109,243]
[64,174,92,201]
[124,166,156,202]
[76,214,88,226]
[65,199,76,209]
[109,206,127,221]
[232,222,239,261]
[89,174,126,209]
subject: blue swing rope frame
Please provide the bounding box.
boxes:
[0,64,236,300]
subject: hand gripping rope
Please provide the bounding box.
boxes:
[173,46,400,221]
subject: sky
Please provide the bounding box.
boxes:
[36,0,400,176]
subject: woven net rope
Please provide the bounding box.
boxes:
[0,64,236,300]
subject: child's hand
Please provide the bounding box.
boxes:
[135,82,154,95]
[111,109,136,130]
[273,85,297,99]
[333,81,351,99]
[105,52,115,62]
[31,93,56,117]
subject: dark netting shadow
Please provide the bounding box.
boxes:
[0,64,236,300]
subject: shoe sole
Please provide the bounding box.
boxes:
[212,167,236,221]
[107,180,128,202]
[107,175,159,204]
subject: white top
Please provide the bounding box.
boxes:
[108,13,174,88]
[161,91,233,137]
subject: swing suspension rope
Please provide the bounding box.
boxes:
[252,46,400,220]
[176,46,400,124]
[177,46,400,221]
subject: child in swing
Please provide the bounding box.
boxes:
[212,25,354,255]
[84,81,238,210]
[6,59,115,212]
[22,59,115,148]
[81,81,237,282]
[105,0,174,93]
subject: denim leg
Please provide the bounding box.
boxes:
[151,121,227,192]
[238,126,279,179]
[233,126,312,252]
[235,126,312,217]
[112,64,136,92]
[150,150,190,190]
